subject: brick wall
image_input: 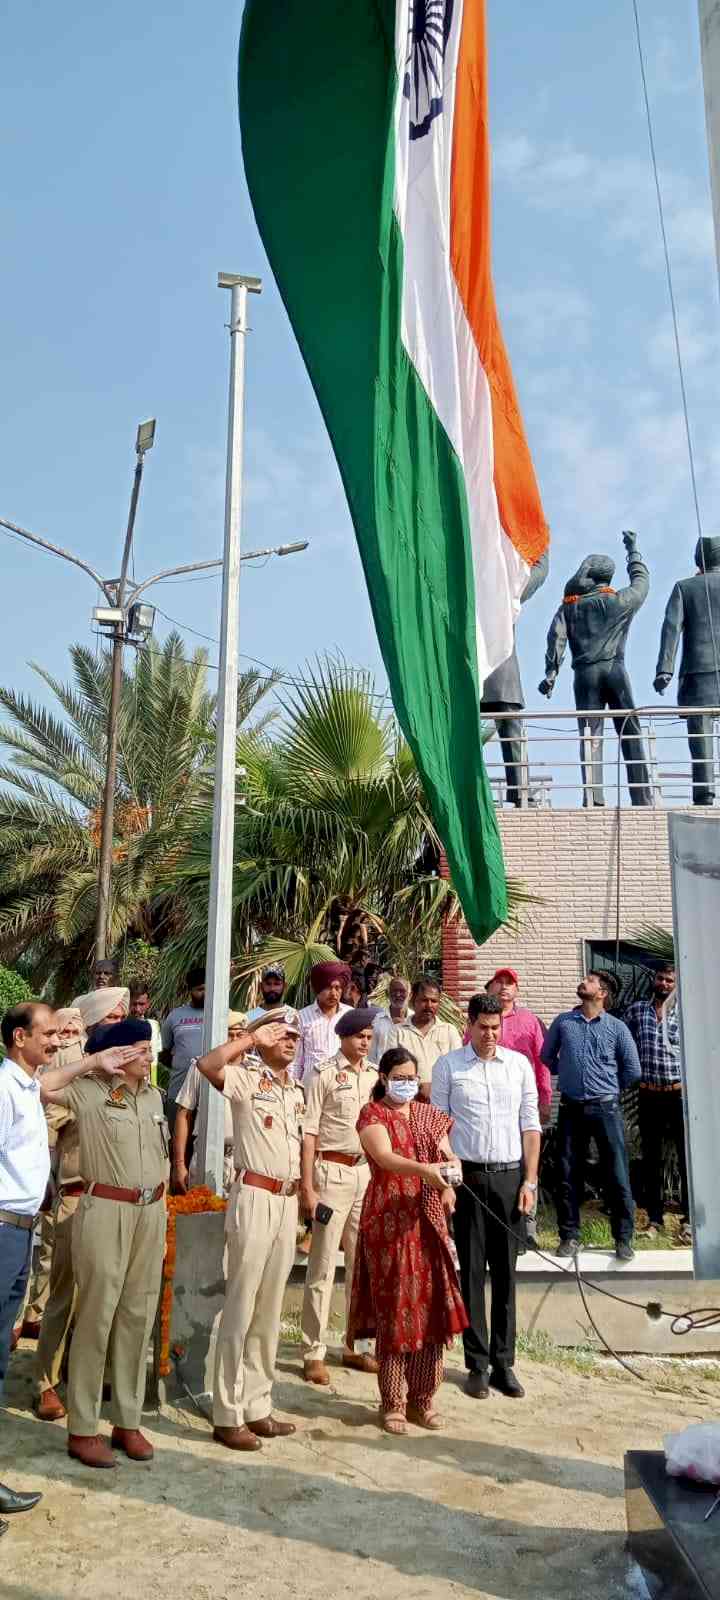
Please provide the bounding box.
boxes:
[442,808,687,1025]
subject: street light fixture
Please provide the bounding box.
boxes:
[135,419,156,456]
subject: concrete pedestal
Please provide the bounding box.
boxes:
[159,1211,226,1403]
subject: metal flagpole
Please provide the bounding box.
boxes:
[699,0,720,297]
[194,271,262,1193]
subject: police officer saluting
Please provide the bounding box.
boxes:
[197,1009,304,1452]
[301,1008,379,1385]
[42,1018,168,1467]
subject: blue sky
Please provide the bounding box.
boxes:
[1,1,717,738]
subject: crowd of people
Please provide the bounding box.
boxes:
[0,950,686,1533]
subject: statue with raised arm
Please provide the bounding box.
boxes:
[654,536,720,806]
[482,552,549,806]
[538,531,652,807]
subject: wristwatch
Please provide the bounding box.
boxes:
[523,1180,538,1192]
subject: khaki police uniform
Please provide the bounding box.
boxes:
[301,1052,376,1362]
[213,1061,304,1429]
[55,1073,168,1437]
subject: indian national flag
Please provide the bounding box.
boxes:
[239,0,549,943]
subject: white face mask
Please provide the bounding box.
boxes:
[386,1078,419,1104]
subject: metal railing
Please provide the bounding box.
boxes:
[482,705,720,810]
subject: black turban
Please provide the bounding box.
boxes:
[335,1007,379,1038]
[85,1018,152,1055]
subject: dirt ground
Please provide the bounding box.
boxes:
[1,1336,714,1600]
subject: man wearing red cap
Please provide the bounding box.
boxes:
[484,971,552,1123]
[295,964,351,1094]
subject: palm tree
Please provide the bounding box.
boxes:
[0,633,276,996]
[153,658,536,1006]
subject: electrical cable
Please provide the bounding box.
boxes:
[453,1179,720,1381]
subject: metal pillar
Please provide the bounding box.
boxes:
[194,273,262,1193]
[699,0,720,297]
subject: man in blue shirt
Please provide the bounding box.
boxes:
[541,972,641,1262]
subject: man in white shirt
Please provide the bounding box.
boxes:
[386,977,461,1098]
[368,976,410,1064]
[0,1005,63,1529]
[295,963,351,1093]
[432,993,540,1401]
[171,1013,248,1196]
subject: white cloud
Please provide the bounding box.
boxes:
[502,284,593,351]
[494,132,714,268]
[648,302,720,374]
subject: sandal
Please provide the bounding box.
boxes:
[381,1410,407,1436]
[407,1405,442,1431]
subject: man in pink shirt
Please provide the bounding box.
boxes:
[466,970,552,1124]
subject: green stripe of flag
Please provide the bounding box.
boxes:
[239,0,507,942]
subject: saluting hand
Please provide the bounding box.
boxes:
[252,1022,290,1052]
[90,1045,144,1079]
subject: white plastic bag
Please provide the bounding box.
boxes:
[665,1422,720,1485]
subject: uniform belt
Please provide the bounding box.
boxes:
[0,1208,36,1230]
[318,1150,365,1167]
[639,1082,682,1094]
[84,1181,165,1206]
[59,1180,85,1197]
[462,1161,522,1174]
[241,1170,299,1197]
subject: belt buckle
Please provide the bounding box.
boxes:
[138,1186,154,1206]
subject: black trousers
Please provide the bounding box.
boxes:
[454,1164,522,1373]
[638,1089,689,1225]
[556,1099,635,1244]
[573,661,652,806]
[685,713,715,804]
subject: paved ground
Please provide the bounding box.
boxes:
[2,1337,715,1600]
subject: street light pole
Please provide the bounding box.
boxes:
[94,422,156,962]
[194,272,262,1194]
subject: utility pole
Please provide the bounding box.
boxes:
[95,420,156,961]
[194,272,262,1194]
[699,0,720,297]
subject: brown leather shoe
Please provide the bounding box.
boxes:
[68,1434,116,1469]
[212,1425,262,1452]
[20,1320,42,1341]
[342,1348,379,1375]
[303,1360,330,1386]
[34,1388,67,1422]
[111,1428,153,1461]
[246,1416,297,1438]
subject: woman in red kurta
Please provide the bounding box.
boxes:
[347,1047,467,1434]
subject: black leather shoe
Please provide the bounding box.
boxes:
[465,1370,490,1399]
[0,1483,42,1514]
[489,1366,525,1399]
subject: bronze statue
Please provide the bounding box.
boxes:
[482,552,549,806]
[539,531,652,807]
[654,536,720,805]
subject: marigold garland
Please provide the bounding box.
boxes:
[159,1186,227,1377]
